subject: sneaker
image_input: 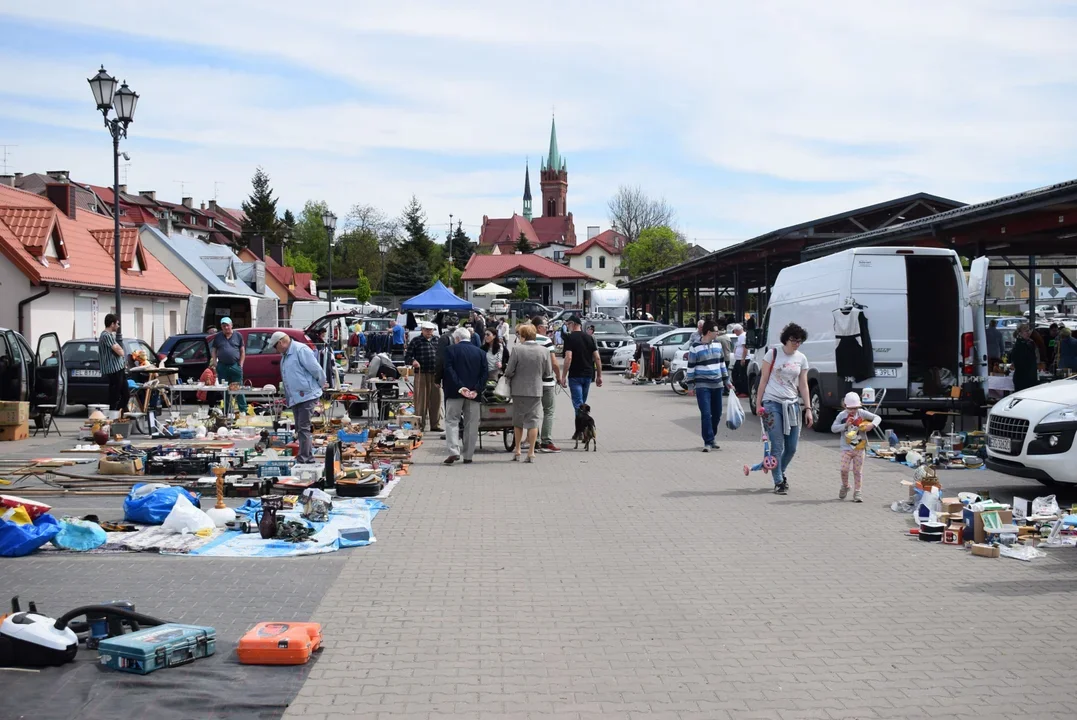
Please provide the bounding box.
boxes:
[743,464,750,476]
[839,486,849,500]
[853,491,863,503]
[775,481,789,495]
[539,442,561,453]
[702,445,710,453]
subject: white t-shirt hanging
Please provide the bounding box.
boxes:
[762,346,809,403]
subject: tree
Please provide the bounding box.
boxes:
[282,209,297,231]
[240,166,283,249]
[286,200,330,279]
[621,226,690,278]
[355,269,372,304]
[284,247,318,279]
[607,185,676,244]
[514,232,534,254]
[446,221,474,270]
[385,249,431,296]
[399,195,435,260]
[513,279,530,300]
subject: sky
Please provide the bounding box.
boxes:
[3,1,1077,250]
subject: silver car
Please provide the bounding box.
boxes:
[641,328,696,363]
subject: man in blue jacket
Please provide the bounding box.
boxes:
[270,331,327,464]
[441,327,487,465]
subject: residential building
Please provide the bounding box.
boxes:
[478,119,577,253]
[564,229,627,284]
[236,236,317,325]
[0,182,188,348]
[462,254,595,308]
[987,260,1077,311]
[6,171,108,217]
[139,225,278,333]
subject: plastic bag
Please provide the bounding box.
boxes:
[1031,495,1060,517]
[725,395,745,431]
[161,494,215,535]
[52,518,107,551]
[0,513,61,557]
[999,545,1047,562]
[0,506,32,525]
[123,484,201,525]
[494,376,512,400]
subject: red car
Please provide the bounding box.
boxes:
[158,327,315,388]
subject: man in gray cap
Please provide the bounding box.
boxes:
[210,316,246,412]
[405,321,442,431]
[270,331,326,463]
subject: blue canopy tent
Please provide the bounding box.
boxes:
[400,280,473,311]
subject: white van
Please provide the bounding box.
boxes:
[746,247,988,431]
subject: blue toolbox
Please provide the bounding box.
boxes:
[97,623,215,674]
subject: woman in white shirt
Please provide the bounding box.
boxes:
[754,323,813,495]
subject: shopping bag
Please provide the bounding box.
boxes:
[493,376,512,400]
[725,394,745,430]
[0,513,61,557]
[124,484,201,525]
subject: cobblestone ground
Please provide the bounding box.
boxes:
[283,381,1077,720]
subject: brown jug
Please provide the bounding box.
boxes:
[256,495,284,539]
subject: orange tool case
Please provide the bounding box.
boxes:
[237,622,322,665]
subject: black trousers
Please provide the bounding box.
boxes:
[108,370,130,412]
[732,361,749,395]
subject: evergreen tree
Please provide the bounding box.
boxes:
[385,249,431,296]
[355,269,372,304]
[282,209,297,230]
[399,195,435,260]
[514,232,533,254]
[240,166,282,249]
[513,279,530,300]
[448,221,474,270]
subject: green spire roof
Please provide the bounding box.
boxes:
[546,116,560,172]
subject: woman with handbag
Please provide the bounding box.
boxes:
[481,329,510,383]
[502,323,552,463]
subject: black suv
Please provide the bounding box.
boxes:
[508,301,552,320]
[582,318,633,366]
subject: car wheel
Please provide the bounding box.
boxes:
[749,375,759,415]
[810,381,835,433]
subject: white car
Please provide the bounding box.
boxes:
[610,343,636,369]
[985,377,1077,486]
[669,341,691,375]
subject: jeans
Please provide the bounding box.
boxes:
[216,362,247,412]
[540,385,556,444]
[694,385,724,447]
[568,377,591,414]
[762,400,800,485]
[292,398,317,463]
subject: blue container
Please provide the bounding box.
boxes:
[97,623,216,675]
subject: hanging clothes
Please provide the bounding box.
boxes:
[833,307,875,382]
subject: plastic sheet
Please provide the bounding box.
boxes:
[123,484,201,525]
[52,518,107,551]
[0,513,61,557]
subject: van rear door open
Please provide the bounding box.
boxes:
[848,254,908,395]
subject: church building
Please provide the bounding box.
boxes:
[478,118,578,253]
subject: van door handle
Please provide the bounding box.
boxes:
[271,360,280,366]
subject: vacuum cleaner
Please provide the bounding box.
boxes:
[0,596,168,668]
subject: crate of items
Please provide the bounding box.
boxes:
[0,401,29,426]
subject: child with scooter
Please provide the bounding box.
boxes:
[744,407,779,476]
[830,391,881,502]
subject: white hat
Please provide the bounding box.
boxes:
[420,321,437,330]
[843,391,862,408]
[268,331,289,348]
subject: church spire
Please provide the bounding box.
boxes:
[523,160,533,222]
[546,116,561,172]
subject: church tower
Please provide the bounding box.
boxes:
[523,161,533,222]
[540,117,567,217]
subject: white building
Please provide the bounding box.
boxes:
[564,229,627,285]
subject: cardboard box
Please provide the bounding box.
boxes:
[0,402,29,427]
[98,457,144,475]
[971,543,1000,558]
[0,421,29,442]
[965,508,1014,544]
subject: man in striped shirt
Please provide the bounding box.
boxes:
[98,313,129,413]
[685,318,734,452]
[532,316,562,453]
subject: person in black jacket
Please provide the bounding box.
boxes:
[481,329,510,382]
[442,328,488,465]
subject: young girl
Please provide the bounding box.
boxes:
[830,391,880,502]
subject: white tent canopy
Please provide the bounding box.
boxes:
[472,282,513,297]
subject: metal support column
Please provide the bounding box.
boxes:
[1028,255,1036,321]
[733,265,743,321]
[693,277,700,322]
[665,287,672,324]
[677,286,685,326]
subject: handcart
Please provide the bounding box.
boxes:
[478,398,515,452]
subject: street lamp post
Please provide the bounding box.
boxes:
[322,209,337,305]
[378,239,390,294]
[447,213,454,281]
[88,66,138,342]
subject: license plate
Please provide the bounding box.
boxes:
[988,436,1011,452]
[874,367,897,378]
[72,369,101,377]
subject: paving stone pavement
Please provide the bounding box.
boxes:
[283,381,1077,720]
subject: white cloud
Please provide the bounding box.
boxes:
[2,0,1076,239]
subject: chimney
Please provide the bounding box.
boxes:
[208,200,219,213]
[182,197,193,208]
[268,239,284,266]
[45,183,77,219]
[248,235,266,260]
[14,172,23,180]
[200,201,206,211]
[46,170,70,183]
[587,226,600,240]
[139,190,156,201]
[118,184,127,194]
[0,175,13,187]
[158,209,173,236]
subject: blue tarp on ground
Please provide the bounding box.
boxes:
[400,280,472,311]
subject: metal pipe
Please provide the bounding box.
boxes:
[113,131,122,341]
[18,287,50,337]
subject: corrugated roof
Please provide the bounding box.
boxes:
[462,253,595,281]
[141,225,266,298]
[0,184,189,296]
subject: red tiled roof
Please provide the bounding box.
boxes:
[530,216,574,246]
[478,213,541,247]
[0,207,56,257]
[564,231,625,256]
[0,184,189,297]
[263,255,317,300]
[87,185,159,225]
[462,253,595,281]
[89,227,142,268]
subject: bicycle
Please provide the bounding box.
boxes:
[669,368,689,395]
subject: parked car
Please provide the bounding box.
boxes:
[985,376,1077,486]
[609,323,674,369]
[641,328,697,364]
[0,329,65,421]
[508,300,552,320]
[157,328,314,390]
[582,318,633,366]
[61,336,155,410]
[488,299,509,315]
